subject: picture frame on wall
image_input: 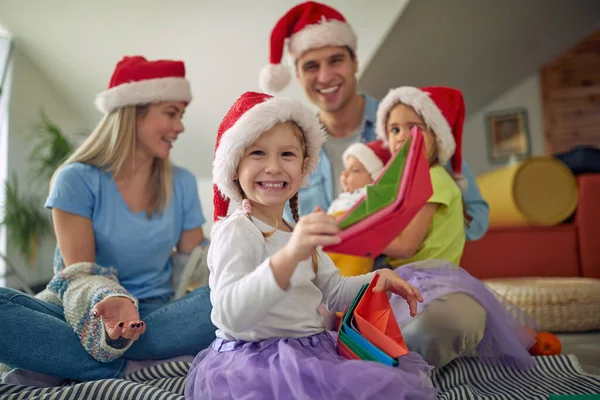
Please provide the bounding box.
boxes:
[485,108,532,164]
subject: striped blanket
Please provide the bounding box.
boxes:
[1,355,599,399]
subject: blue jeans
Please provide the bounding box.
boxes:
[0,286,216,381]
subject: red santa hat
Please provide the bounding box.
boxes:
[213,91,326,222]
[95,56,192,114]
[375,86,467,191]
[343,140,391,180]
[259,1,357,94]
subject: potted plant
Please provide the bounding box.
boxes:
[28,111,77,183]
[1,174,51,266]
[1,111,78,269]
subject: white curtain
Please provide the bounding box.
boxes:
[0,35,13,286]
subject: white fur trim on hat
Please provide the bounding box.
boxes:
[95,77,192,114]
[288,19,357,61]
[213,98,326,203]
[376,87,455,165]
[343,142,384,180]
[259,63,292,94]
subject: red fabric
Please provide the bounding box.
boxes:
[574,174,600,279]
[461,173,600,279]
[269,1,347,64]
[107,56,185,89]
[366,140,392,166]
[213,92,273,222]
[422,86,464,176]
[461,225,579,279]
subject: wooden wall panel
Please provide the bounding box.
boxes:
[541,30,600,155]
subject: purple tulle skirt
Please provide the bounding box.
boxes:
[390,260,536,369]
[184,331,437,400]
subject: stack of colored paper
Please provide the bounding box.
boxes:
[338,273,409,366]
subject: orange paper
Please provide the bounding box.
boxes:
[354,274,409,358]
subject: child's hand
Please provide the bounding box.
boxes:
[283,207,341,265]
[372,269,423,317]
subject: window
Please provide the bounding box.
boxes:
[0,33,13,286]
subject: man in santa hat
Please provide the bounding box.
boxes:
[258,1,489,242]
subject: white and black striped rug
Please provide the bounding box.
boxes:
[1,355,599,399]
[433,355,600,399]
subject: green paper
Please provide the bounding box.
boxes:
[339,284,376,361]
[339,137,412,229]
[342,284,368,326]
[339,326,378,362]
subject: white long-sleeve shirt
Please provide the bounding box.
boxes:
[208,209,375,342]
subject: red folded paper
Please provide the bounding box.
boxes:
[323,127,433,259]
[338,340,360,360]
[354,274,409,358]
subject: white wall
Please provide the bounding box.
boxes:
[463,73,545,175]
[0,0,412,181]
[5,47,85,287]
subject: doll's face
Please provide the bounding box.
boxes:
[340,156,373,192]
[386,103,437,164]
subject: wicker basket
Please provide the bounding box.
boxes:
[484,277,600,332]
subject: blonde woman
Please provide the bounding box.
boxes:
[0,56,215,382]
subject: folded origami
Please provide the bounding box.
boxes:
[323,127,433,258]
[337,274,409,364]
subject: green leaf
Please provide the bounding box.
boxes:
[0,173,52,266]
[27,110,78,183]
[338,138,411,229]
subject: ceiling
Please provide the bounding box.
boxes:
[359,0,600,118]
[0,0,408,179]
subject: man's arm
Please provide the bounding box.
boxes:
[459,160,489,241]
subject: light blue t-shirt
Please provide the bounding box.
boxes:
[45,162,205,300]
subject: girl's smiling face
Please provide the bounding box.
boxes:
[236,122,308,221]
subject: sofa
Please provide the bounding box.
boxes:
[461,173,600,280]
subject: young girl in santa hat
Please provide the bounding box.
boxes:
[185,91,436,400]
[376,86,535,369]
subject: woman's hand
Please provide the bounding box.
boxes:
[93,296,146,342]
[373,269,423,317]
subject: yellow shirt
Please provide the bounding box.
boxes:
[388,165,465,268]
[326,210,374,277]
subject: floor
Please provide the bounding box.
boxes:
[558,331,600,375]
[18,285,600,377]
